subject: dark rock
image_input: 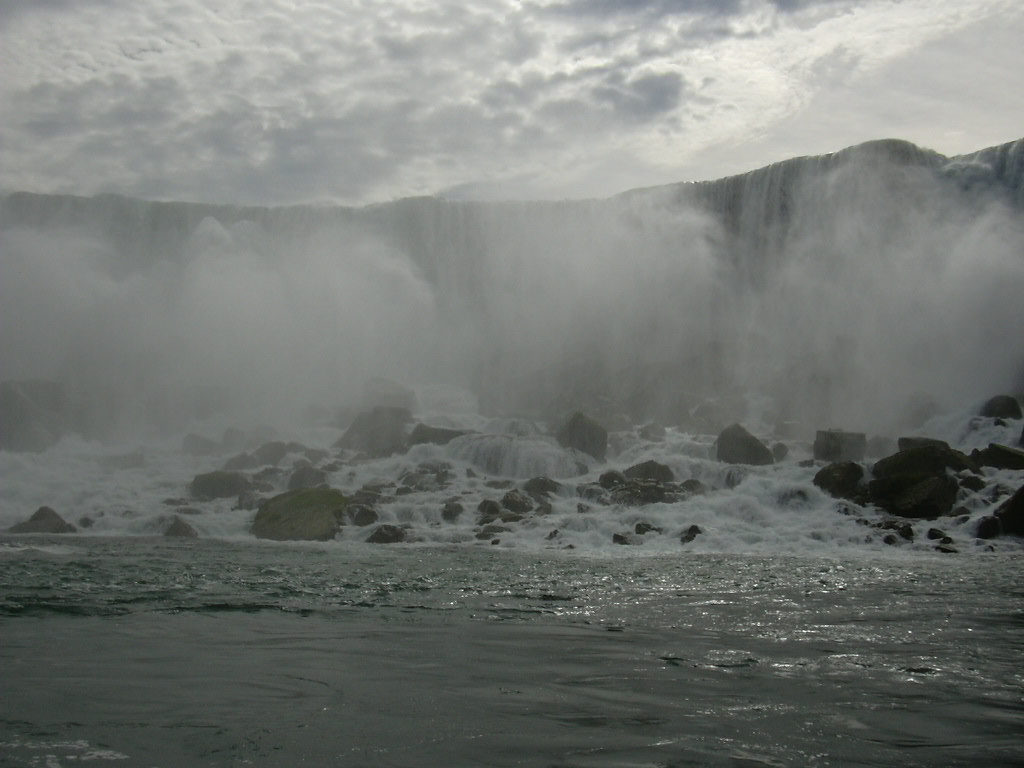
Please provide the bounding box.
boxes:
[873,442,979,479]
[959,474,987,492]
[181,433,221,456]
[975,484,1024,538]
[813,430,867,462]
[408,423,468,446]
[250,488,347,541]
[366,524,406,544]
[190,471,252,500]
[222,452,258,471]
[477,499,502,525]
[624,460,674,483]
[598,470,627,489]
[545,529,559,540]
[771,443,789,462]
[343,504,379,527]
[612,532,639,545]
[78,516,95,528]
[0,380,67,452]
[979,395,1022,420]
[555,412,608,462]
[634,522,662,535]
[870,474,959,519]
[164,516,199,538]
[7,506,75,534]
[397,462,453,493]
[441,500,464,522]
[971,443,1024,471]
[287,463,327,490]
[334,406,412,457]
[501,489,534,514]
[926,528,947,540]
[680,524,702,544]
[715,424,773,465]
[523,476,562,498]
[680,479,708,496]
[252,441,294,466]
[610,480,677,506]
[360,377,416,412]
[639,422,666,441]
[813,462,866,502]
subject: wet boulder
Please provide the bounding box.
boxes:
[408,423,469,447]
[366,524,406,544]
[164,516,199,538]
[624,460,674,483]
[975,484,1024,539]
[555,412,608,462]
[287,462,327,490]
[813,430,867,463]
[971,443,1024,471]
[680,524,702,545]
[190,471,252,500]
[715,424,773,465]
[522,476,562,499]
[7,506,76,534]
[979,395,1022,420]
[813,462,867,503]
[867,441,979,519]
[250,488,347,541]
[334,406,412,457]
[343,503,379,527]
[501,489,534,514]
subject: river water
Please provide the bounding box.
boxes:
[2,537,1021,767]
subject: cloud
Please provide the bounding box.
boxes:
[0,0,1020,205]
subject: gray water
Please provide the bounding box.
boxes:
[1,536,1021,767]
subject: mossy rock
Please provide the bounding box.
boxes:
[251,488,347,541]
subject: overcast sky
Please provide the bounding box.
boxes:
[1,0,1021,206]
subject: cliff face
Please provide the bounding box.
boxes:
[1,137,1022,438]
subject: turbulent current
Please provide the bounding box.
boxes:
[1,137,1023,765]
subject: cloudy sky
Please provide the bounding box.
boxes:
[1,0,1021,206]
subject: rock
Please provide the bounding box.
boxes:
[623,460,674,483]
[477,499,502,525]
[680,479,708,496]
[287,463,327,490]
[0,380,67,452]
[979,395,1022,420]
[813,430,867,462]
[408,423,468,446]
[869,474,959,519]
[501,489,534,514]
[181,433,221,456]
[971,443,1024,471]
[164,516,199,538]
[680,524,702,544]
[555,412,608,462]
[344,504,379,527]
[975,484,1024,538]
[441,500,464,522]
[872,441,979,479]
[771,443,789,462]
[639,422,666,441]
[715,424,773,465]
[367,524,406,544]
[523,476,562,498]
[397,462,453,494]
[612,532,639,545]
[250,488,347,541]
[334,406,412,457]
[598,470,627,489]
[360,377,417,412]
[7,506,76,534]
[610,480,677,506]
[190,471,252,500]
[252,441,290,466]
[813,462,866,502]
[634,522,662,535]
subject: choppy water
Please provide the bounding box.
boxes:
[1,537,1021,767]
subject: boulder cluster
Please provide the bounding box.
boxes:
[5,391,1023,551]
